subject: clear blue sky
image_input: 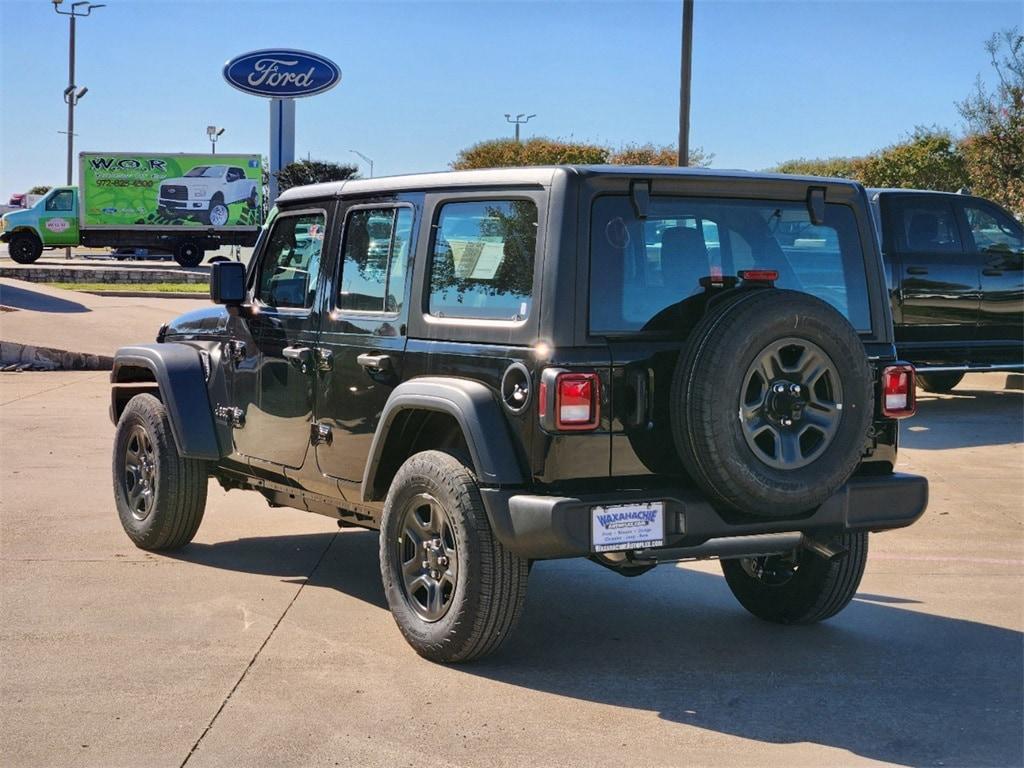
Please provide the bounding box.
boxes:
[0,0,1019,198]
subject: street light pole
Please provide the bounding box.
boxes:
[349,149,374,178]
[53,0,104,259]
[54,1,104,184]
[504,113,536,142]
[678,0,694,167]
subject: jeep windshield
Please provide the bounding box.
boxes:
[589,195,871,334]
[183,166,227,178]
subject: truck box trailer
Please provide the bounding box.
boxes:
[0,152,264,267]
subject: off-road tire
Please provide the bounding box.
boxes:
[174,240,203,268]
[379,451,529,663]
[8,232,43,264]
[917,372,964,393]
[112,394,207,551]
[720,532,868,624]
[671,288,873,517]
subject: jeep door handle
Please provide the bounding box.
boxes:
[283,346,315,374]
[906,266,929,275]
[357,353,392,372]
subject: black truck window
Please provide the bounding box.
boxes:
[961,202,1023,255]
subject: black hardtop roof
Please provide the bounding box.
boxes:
[275,164,866,204]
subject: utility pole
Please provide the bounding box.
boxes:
[504,113,536,142]
[678,0,694,167]
[349,149,374,178]
[53,0,104,260]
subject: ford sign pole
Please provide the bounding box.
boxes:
[269,99,296,202]
[223,49,341,206]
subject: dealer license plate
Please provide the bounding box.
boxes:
[591,501,665,553]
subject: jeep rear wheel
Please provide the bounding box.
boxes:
[8,232,43,264]
[112,394,207,550]
[379,451,529,663]
[671,289,873,517]
[720,532,868,624]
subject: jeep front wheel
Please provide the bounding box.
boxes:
[720,532,868,624]
[112,394,207,550]
[8,232,43,264]
[379,450,529,663]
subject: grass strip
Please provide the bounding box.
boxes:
[43,282,208,294]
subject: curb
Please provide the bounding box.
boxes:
[0,340,113,371]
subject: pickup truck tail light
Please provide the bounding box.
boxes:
[881,364,916,418]
[539,369,600,431]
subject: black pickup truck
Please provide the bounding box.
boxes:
[869,189,1023,392]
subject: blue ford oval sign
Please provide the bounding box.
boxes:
[223,49,341,98]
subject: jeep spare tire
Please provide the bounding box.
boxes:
[671,289,872,518]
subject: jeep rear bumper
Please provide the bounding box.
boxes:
[479,472,927,560]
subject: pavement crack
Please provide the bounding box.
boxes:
[179,531,338,768]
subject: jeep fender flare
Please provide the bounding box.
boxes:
[361,377,525,502]
[110,344,223,461]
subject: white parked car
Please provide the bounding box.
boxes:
[157,165,257,226]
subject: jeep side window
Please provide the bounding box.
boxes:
[255,211,326,309]
[961,203,1023,256]
[428,200,537,321]
[45,190,73,211]
[338,207,413,313]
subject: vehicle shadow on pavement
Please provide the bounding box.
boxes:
[903,388,1023,450]
[171,529,1022,767]
[0,283,91,313]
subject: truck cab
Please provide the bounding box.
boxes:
[869,188,1024,391]
[0,187,80,262]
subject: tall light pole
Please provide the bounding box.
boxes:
[53,0,104,185]
[349,149,374,178]
[504,113,536,142]
[207,125,225,154]
[678,0,694,167]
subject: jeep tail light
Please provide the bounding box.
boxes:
[539,369,601,431]
[882,364,916,418]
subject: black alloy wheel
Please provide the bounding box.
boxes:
[393,492,459,622]
[739,337,843,470]
[122,424,158,521]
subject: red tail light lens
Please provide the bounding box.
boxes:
[556,372,599,430]
[882,364,916,418]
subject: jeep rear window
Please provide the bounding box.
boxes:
[589,196,871,333]
[428,200,537,322]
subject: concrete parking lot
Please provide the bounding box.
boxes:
[1,372,1021,767]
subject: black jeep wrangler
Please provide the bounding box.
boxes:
[109,166,927,662]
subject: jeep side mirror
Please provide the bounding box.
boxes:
[210,261,247,306]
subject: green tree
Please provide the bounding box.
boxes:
[451,137,609,169]
[28,185,51,195]
[858,128,969,191]
[772,157,862,179]
[772,128,968,192]
[957,28,1024,215]
[608,143,713,167]
[275,160,360,192]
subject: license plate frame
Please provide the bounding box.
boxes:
[590,501,665,553]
